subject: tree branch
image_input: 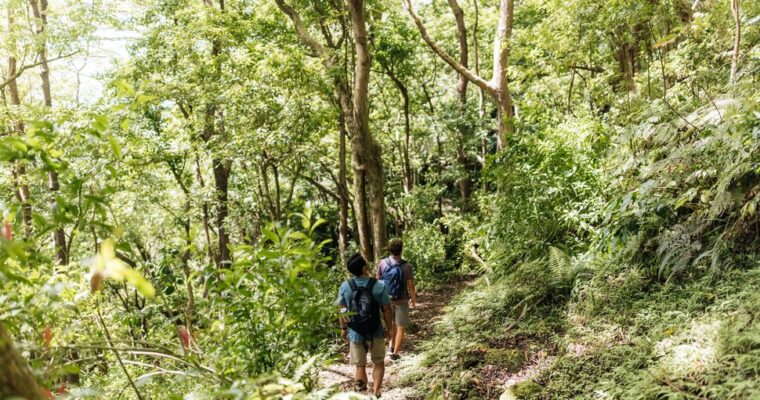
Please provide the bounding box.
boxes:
[402,0,493,94]
[273,0,327,58]
[0,51,78,90]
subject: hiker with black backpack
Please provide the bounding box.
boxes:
[376,238,417,361]
[337,253,395,397]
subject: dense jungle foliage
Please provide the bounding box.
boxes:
[1,0,759,398]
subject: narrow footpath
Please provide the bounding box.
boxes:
[319,278,473,399]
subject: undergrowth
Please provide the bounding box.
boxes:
[411,53,760,400]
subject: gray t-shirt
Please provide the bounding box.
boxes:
[376,256,414,305]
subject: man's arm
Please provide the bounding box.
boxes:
[408,278,417,308]
[382,303,394,338]
[338,305,348,342]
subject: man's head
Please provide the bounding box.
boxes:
[347,253,368,276]
[388,238,403,257]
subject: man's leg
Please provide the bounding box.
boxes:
[388,307,397,352]
[392,304,411,355]
[349,342,369,389]
[394,325,405,354]
[356,365,368,385]
[370,339,387,395]
[372,363,385,395]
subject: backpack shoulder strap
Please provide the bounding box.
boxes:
[348,279,358,291]
[366,278,377,291]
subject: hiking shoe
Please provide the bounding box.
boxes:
[354,380,367,392]
[389,353,400,361]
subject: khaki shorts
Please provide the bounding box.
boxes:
[392,304,410,328]
[349,339,386,366]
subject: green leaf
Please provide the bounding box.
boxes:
[108,136,123,160]
[93,115,109,133]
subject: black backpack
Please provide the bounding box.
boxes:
[346,278,381,338]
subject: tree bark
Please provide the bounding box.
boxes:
[0,323,45,400]
[492,0,514,150]
[167,162,196,340]
[201,0,232,268]
[194,156,216,266]
[730,0,741,85]
[383,66,413,194]
[448,0,473,208]
[472,0,489,193]
[6,7,33,238]
[347,0,387,262]
[338,112,349,267]
[29,0,67,264]
[212,157,232,267]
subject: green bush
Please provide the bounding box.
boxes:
[402,222,448,288]
[482,118,609,270]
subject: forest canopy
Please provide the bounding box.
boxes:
[1,0,759,398]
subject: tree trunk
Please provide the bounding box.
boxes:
[492,0,514,150]
[202,0,232,268]
[0,323,45,400]
[6,8,33,238]
[474,0,489,192]
[448,0,473,207]
[338,112,349,267]
[384,67,413,194]
[617,41,636,92]
[168,162,196,341]
[730,0,741,85]
[195,156,216,266]
[212,158,232,267]
[29,0,67,264]
[347,0,386,263]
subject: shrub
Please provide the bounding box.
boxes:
[402,222,448,288]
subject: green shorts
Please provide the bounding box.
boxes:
[392,304,410,328]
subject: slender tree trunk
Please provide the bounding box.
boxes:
[29,0,67,264]
[202,0,232,268]
[273,162,282,219]
[473,0,489,193]
[338,112,349,267]
[0,324,45,400]
[492,0,514,150]
[401,86,412,194]
[448,0,473,207]
[384,67,413,194]
[730,0,741,84]
[260,160,278,219]
[195,157,215,265]
[168,163,196,340]
[212,158,232,267]
[181,219,194,336]
[6,9,32,238]
[473,0,484,120]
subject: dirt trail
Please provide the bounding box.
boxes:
[319,278,472,399]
